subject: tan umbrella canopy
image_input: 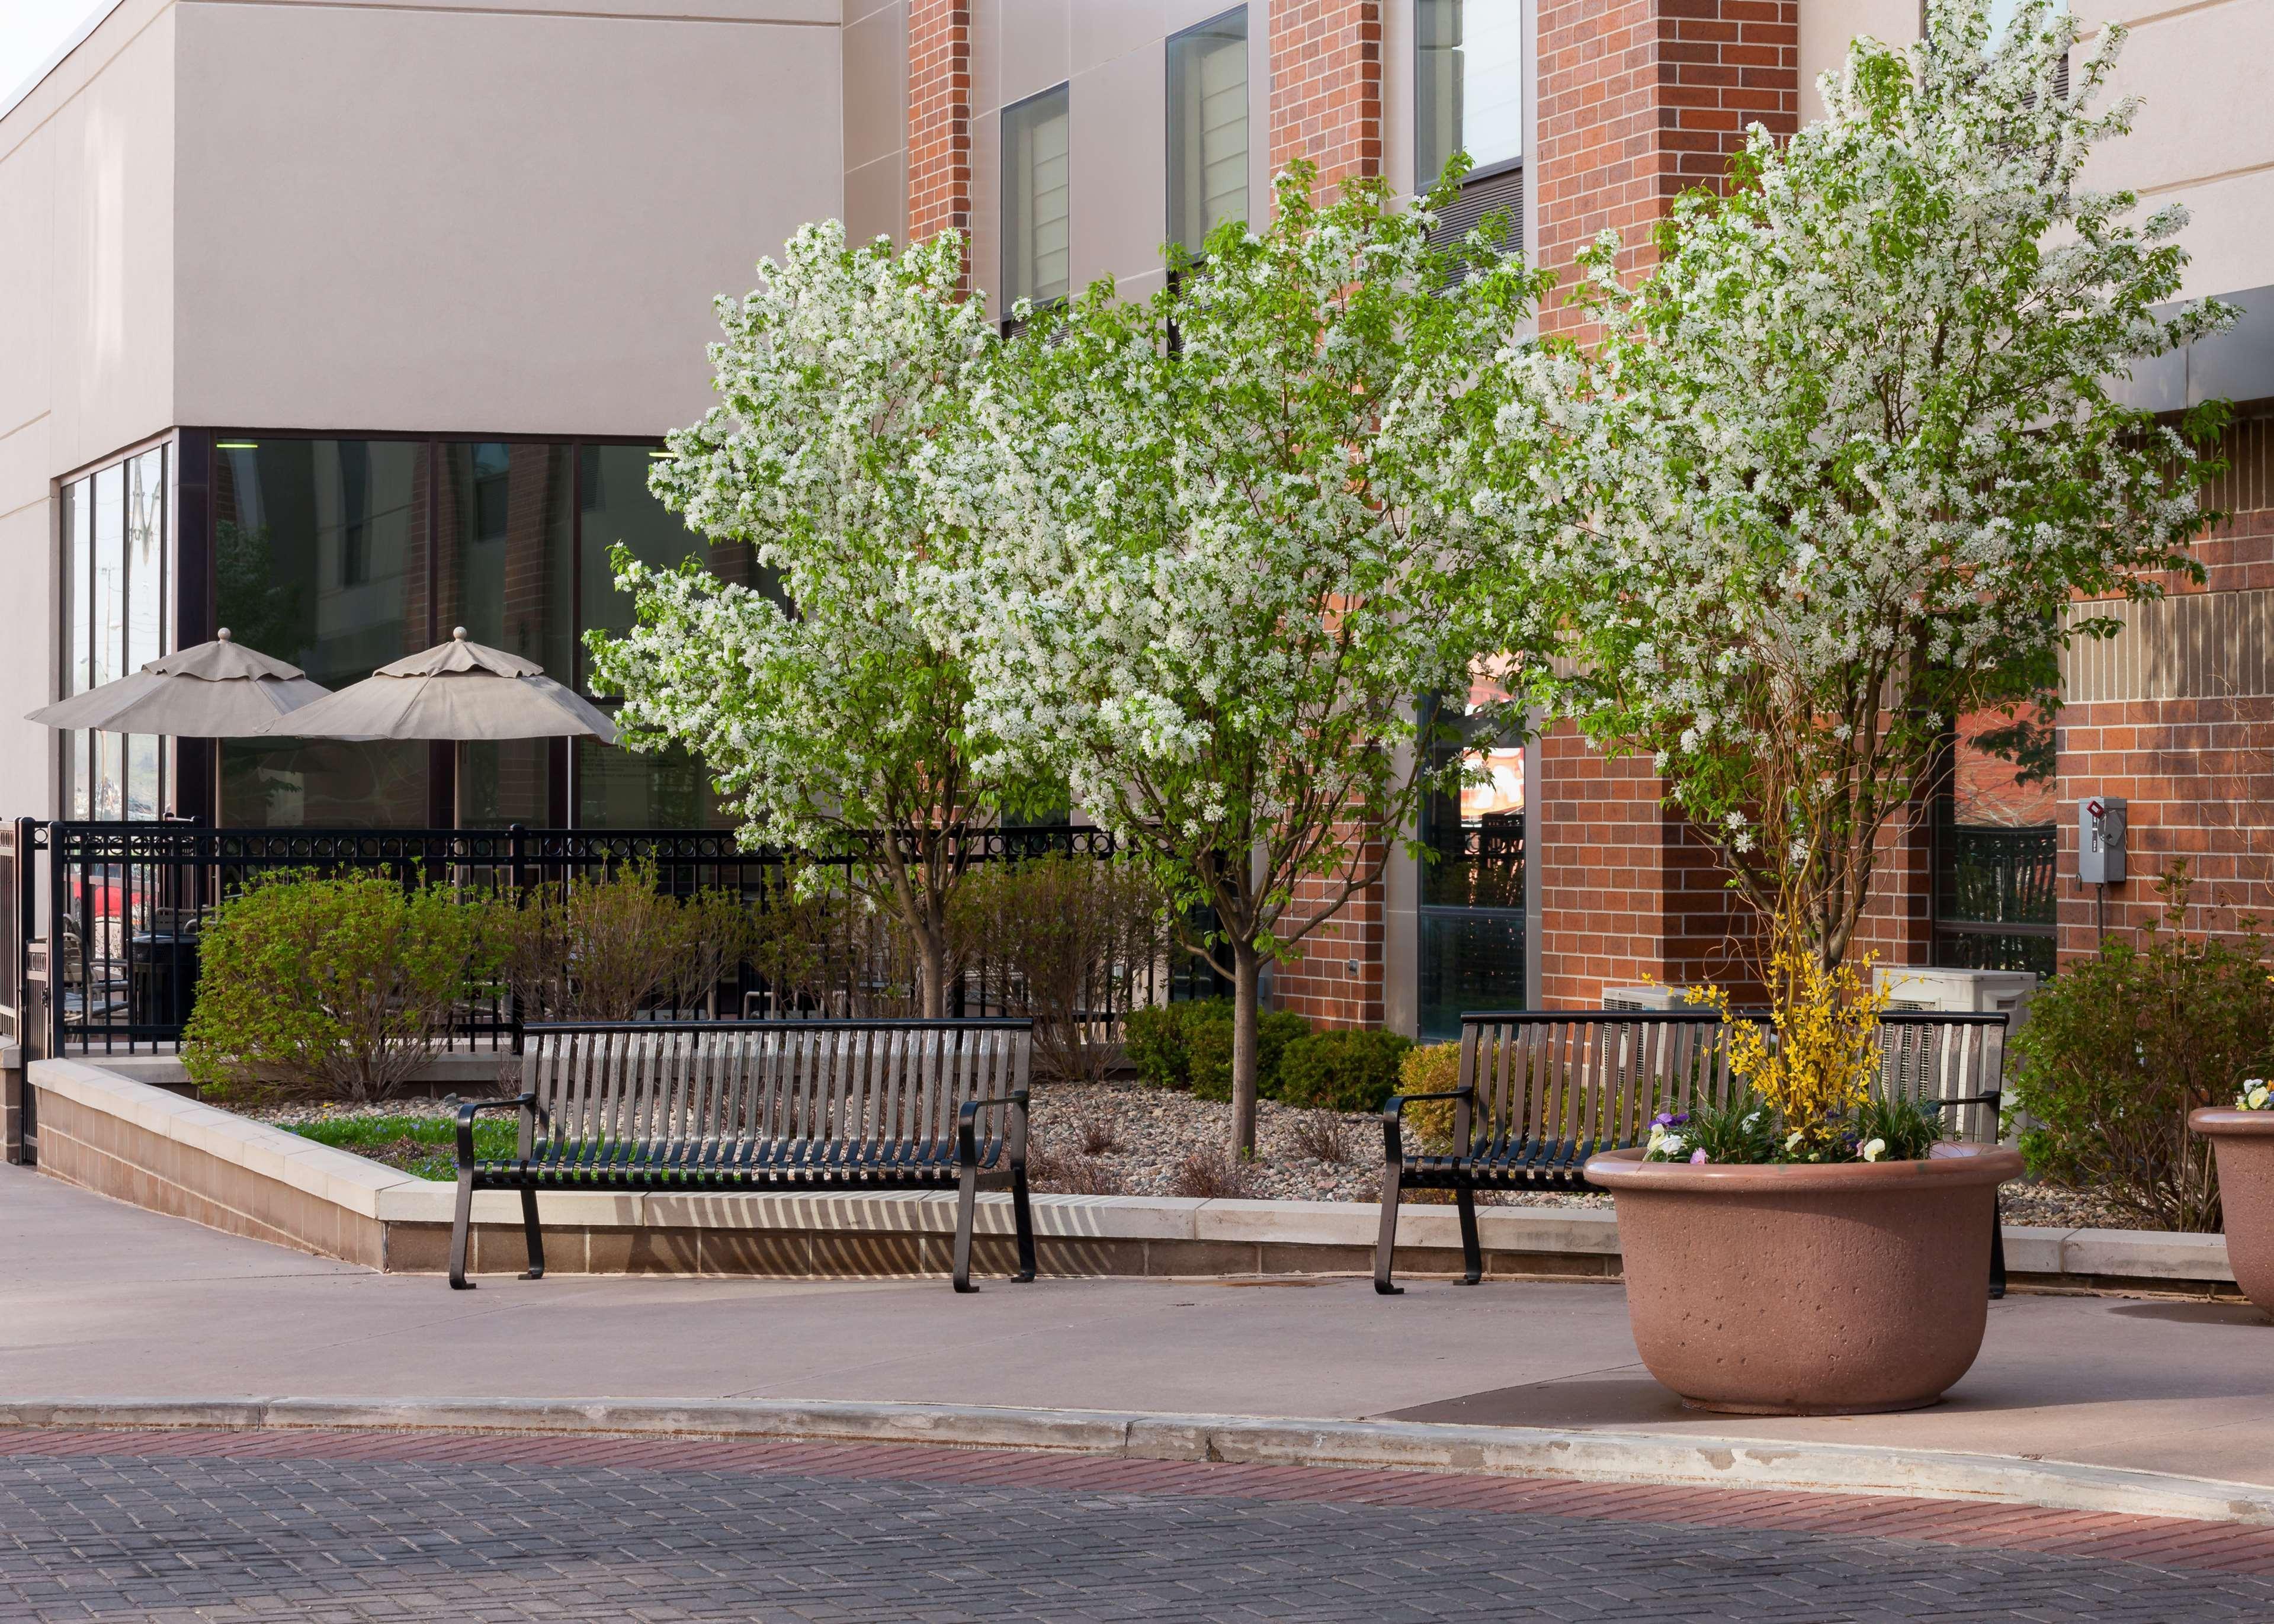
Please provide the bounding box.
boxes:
[256,628,618,745]
[25,630,331,736]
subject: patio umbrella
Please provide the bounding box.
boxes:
[257,628,617,745]
[255,627,617,822]
[25,630,331,736]
[258,623,618,741]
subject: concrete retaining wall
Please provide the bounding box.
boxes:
[26,1057,2241,1295]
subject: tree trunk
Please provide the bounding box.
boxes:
[915,919,949,1019]
[1230,938,1261,1158]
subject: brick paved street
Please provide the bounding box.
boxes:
[4,1433,2273,1622]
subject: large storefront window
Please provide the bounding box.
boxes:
[1417,671,1528,1040]
[1933,709,2058,977]
[207,434,723,829]
[215,438,432,826]
[59,446,169,820]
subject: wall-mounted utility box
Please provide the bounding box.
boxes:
[2079,795,2128,886]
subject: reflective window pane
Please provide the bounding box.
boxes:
[460,739,553,829]
[1417,0,1524,188]
[92,464,124,691]
[575,737,726,829]
[215,438,431,826]
[222,739,431,827]
[1168,11,1249,256]
[438,441,573,680]
[578,444,708,691]
[1003,85,1071,307]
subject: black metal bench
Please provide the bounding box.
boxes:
[1375,1009,2012,1296]
[451,1018,1034,1293]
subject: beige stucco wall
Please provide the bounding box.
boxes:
[1798,0,1920,123]
[172,0,845,437]
[2074,0,2274,306]
[843,0,908,247]
[962,0,1271,317]
[0,0,846,821]
[0,0,179,821]
[1801,1,2273,307]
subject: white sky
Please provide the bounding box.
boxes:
[2,0,108,113]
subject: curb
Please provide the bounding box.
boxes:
[5,1395,2272,1526]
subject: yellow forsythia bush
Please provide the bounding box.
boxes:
[1396,1041,1465,1153]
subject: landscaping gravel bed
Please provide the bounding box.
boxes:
[232,1086,2140,1227]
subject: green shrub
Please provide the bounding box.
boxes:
[1276,1028,1414,1113]
[2008,864,2274,1231]
[1125,997,1308,1100]
[183,871,495,1105]
[1124,1001,1199,1088]
[490,859,756,1022]
[954,855,1167,1080]
[1190,1004,1311,1102]
[1396,1041,1464,1150]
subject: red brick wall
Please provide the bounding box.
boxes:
[1534,0,1799,336]
[1274,836,1388,1029]
[2054,414,2274,957]
[1532,724,1763,1006]
[1268,0,1383,198]
[906,1,971,252]
[1526,1,1811,1006]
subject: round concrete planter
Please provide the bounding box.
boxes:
[2189,1108,2274,1316]
[1584,1142,2023,1416]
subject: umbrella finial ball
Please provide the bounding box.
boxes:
[217,628,232,641]
[453,626,468,640]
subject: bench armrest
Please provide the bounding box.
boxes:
[457,1095,551,1172]
[1381,1086,1474,1167]
[957,1090,1031,1170]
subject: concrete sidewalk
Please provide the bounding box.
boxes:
[7,1164,2270,1488]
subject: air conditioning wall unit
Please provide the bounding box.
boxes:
[1602,985,1691,1012]
[1871,967,2039,1029]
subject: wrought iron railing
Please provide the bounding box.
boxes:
[1936,823,2058,977]
[33,821,1162,1057]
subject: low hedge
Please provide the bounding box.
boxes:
[1276,1028,1415,1114]
[1125,997,1310,1100]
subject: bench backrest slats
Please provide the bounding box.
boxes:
[1455,1010,2008,1154]
[519,1020,1032,1164]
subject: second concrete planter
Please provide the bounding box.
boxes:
[2189,1108,2274,1316]
[1585,1142,2022,1416]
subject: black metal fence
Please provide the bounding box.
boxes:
[32,821,1169,1057]
[1936,824,2058,977]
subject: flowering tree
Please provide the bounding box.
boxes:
[586,222,1050,1015]
[1484,0,2231,990]
[971,166,1551,1154]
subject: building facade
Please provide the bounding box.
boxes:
[7,0,2272,1032]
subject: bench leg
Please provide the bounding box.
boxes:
[448,1169,476,1291]
[1988,1191,2007,1301]
[1374,1161,1404,1296]
[952,1166,979,1294]
[519,1187,545,1282]
[1011,1164,1037,1283]
[1455,1181,1483,1286]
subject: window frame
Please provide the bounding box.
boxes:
[1000,81,1073,317]
[1165,7,1252,263]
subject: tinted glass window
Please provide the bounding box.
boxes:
[1168,11,1249,256]
[1417,0,1524,188]
[215,438,431,826]
[1003,85,1072,307]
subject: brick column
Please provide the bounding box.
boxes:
[1269,1,1383,198]
[1535,0,1798,336]
[906,1,971,252]
[1526,1,1802,1002]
